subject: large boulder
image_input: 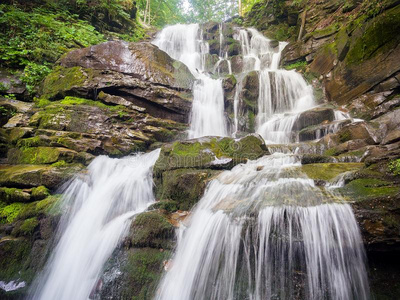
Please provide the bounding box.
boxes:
[153,134,269,175]
[40,41,194,123]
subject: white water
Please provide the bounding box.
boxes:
[153,24,228,138]
[154,25,370,300]
[155,154,370,300]
[30,150,160,300]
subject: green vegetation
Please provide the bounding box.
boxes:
[388,159,400,176]
[284,61,308,71]
[0,202,25,223]
[131,212,175,249]
[0,4,106,95]
[340,178,399,200]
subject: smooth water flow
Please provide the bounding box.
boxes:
[30,150,160,300]
[155,154,370,300]
[154,25,370,300]
[153,24,228,138]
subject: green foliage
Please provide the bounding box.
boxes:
[0,4,105,95]
[388,159,400,176]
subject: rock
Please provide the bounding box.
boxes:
[0,187,31,203]
[7,147,79,164]
[301,154,335,164]
[153,134,269,175]
[156,168,219,210]
[293,107,335,131]
[130,211,175,249]
[97,91,145,112]
[0,98,33,113]
[230,55,243,73]
[59,41,194,90]
[382,129,400,145]
[0,163,84,189]
[335,122,376,144]
[0,69,26,97]
[31,186,50,201]
[326,5,400,104]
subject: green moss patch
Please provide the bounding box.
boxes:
[0,202,25,223]
[130,212,175,249]
[345,5,400,65]
[155,135,268,174]
[123,248,171,300]
[8,147,62,164]
[299,163,363,181]
[339,178,399,201]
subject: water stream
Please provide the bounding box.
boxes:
[153,24,370,300]
[30,150,160,300]
[30,23,370,300]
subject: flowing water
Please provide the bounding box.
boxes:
[29,23,370,300]
[30,150,160,300]
[153,24,228,138]
[154,25,370,300]
[155,154,370,300]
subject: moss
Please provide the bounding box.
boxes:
[300,163,363,181]
[324,147,340,156]
[19,217,39,235]
[41,66,90,99]
[312,23,340,39]
[340,178,399,201]
[338,130,352,143]
[51,160,68,167]
[8,147,62,164]
[0,202,26,224]
[345,5,400,65]
[155,135,268,174]
[284,61,307,71]
[123,248,171,300]
[0,238,32,281]
[158,169,216,211]
[31,186,50,201]
[130,212,175,249]
[148,200,178,213]
[0,187,30,203]
[16,136,42,148]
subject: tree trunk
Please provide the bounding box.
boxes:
[298,8,307,41]
[239,0,242,17]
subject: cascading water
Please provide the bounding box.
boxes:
[154,25,370,300]
[30,150,160,300]
[155,154,370,300]
[153,24,228,139]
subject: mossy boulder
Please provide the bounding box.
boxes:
[0,237,32,282]
[154,134,269,175]
[339,178,399,201]
[0,188,30,204]
[7,147,78,165]
[31,186,50,201]
[156,168,220,211]
[58,41,195,90]
[121,247,171,300]
[299,163,363,181]
[0,163,84,189]
[130,211,175,249]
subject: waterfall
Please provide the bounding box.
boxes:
[30,149,160,300]
[154,25,370,300]
[155,154,370,300]
[153,24,228,139]
[233,28,316,143]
